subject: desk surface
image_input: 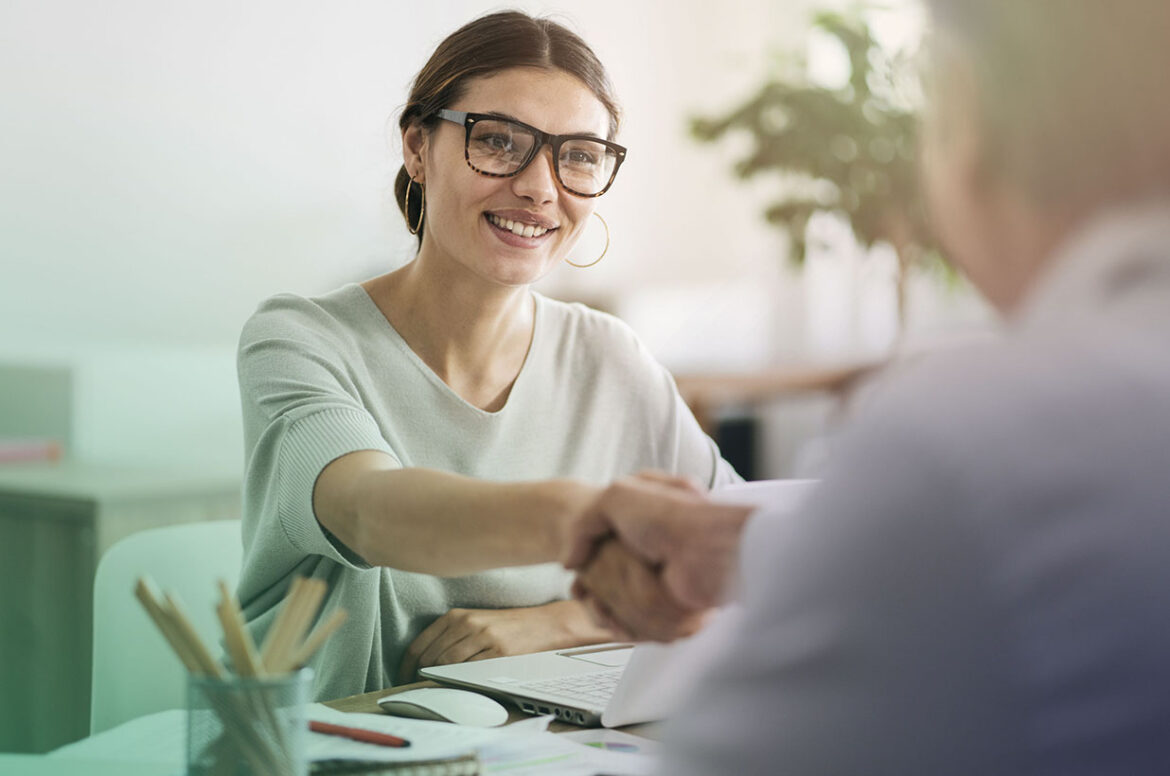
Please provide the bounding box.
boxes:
[323,680,663,739]
[674,361,878,433]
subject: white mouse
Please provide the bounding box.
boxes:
[377,687,509,727]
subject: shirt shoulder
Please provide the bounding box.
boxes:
[239,284,376,354]
[857,326,1163,459]
[534,294,653,370]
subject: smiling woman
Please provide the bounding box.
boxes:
[234,10,740,703]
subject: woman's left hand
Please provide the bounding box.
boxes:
[397,600,615,684]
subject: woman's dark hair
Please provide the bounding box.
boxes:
[395,11,621,240]
[926,0,1170,211]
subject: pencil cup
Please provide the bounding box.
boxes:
[187,668,313,776]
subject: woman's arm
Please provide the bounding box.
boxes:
[312,450,599,576]
[396,599,618,683]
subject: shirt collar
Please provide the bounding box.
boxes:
[1015,200,1170,331]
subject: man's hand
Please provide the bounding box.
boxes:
[563,472,753,611]
[397,600,613,684]
[572,538,709,642]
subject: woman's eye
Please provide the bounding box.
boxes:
[479,134,512,151]
[563,149,598,166]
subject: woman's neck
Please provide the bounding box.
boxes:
[363,256,536,411]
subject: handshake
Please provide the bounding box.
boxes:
[561,473,755,642]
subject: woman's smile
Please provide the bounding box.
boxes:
[405,66,609,287]
[484,209,559,248]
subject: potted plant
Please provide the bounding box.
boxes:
[691,8,940,326]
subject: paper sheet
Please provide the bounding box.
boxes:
[477,729,656,775]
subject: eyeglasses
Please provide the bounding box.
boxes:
[433,109,627,198]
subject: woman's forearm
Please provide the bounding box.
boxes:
[313,450,598,575]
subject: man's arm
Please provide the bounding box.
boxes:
[655,418,1021,776]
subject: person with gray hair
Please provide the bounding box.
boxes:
[566,2,1170,773]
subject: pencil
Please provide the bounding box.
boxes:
[275,608,348,674]
[309,720,411,748]
[260,577,306,669]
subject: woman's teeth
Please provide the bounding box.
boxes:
[487,213,550,238]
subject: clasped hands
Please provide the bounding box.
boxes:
[397,473,751,683]
[562,473,753,643]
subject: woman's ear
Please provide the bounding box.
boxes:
[402,122,428,183]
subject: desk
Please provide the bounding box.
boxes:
[0,462,241,753]
[675,362,877,434]
[34,680,661,775]
[324,680,663,739]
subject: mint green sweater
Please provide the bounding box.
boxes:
[235,284,738,701]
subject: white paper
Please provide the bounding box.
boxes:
[477,729,656,775]
[711,478,819,512]
[560,727,661,757]
[306,704,499,762]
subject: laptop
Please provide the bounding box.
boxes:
[421,479,818,727]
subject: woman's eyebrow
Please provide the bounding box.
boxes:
[479,110,603,138]
[480,110,522,122]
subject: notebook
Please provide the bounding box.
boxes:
[422,479,818,727]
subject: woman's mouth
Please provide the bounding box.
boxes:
[485,213,554,239]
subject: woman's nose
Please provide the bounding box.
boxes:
[511,147,558,204]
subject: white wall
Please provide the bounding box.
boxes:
[0,0,983,473]
[1,0,819,348]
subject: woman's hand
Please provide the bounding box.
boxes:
[572,537,709,643]
[397,600,615,684]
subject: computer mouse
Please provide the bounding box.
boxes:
[377,687,510,727]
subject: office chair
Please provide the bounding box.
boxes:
[90,519,244,734]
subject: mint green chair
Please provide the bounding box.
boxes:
[90,520,243,734]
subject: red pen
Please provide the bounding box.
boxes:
[309,720,411,748]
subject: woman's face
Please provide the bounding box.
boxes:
[405,67,612,289]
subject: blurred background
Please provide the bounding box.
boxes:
[0,0,994,477]
[0,0,995,753]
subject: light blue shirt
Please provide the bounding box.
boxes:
[662,205,1170,775]
[236,286,739,701]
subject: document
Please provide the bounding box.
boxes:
[712,477,819,512]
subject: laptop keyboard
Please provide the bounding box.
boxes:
[515,667,622,706]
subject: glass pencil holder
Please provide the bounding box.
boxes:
[187,668,313,776]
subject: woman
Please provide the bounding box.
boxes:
[236,10,740,701]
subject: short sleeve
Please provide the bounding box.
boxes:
[654,359,743,489]
[238,296,399,568]
[669,385,742,490]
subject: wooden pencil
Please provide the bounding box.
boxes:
[268,579,326,674]
[278,608,348,674]
[259,577,306,669]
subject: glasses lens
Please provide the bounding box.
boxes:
[464,117,619,196]
[558,140,619,196]
[467,119,537,175]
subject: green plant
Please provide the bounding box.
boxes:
[691,7,940,319]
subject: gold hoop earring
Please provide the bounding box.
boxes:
[565,212,609,268]
[404,178,425,235]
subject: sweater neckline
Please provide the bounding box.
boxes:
[346,283,544,418]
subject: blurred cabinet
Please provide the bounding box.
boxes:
[0,463,241,753]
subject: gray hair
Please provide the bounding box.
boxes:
[926,0,1170,211]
